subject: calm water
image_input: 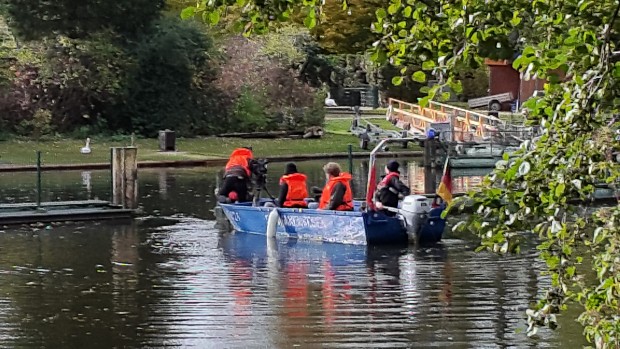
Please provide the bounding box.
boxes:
[0,160,587,348]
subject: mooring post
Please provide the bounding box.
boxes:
[423,140,430,167]
[111,147,138,209]
[431,139,438,168]
[347,144,353,175]
[424,167,437,194]
[423,139,437,168]
[36,150,41,209]
[109,147,114,203]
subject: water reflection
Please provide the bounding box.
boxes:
[0,162,588,348]
[81,171,92,199]
[0,159,489,215]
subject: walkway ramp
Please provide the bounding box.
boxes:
[385,98,515,142]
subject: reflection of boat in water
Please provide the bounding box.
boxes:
[219,232,368,267]
[219,232,457,344]
[218,139,447,246]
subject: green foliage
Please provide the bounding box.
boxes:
[4,0,165,40]
[215,34,321,132]
[0,32,131,134]
[310,0,383,54]
[459,65,489,100]
[302,89,326,127]
[231,86,270,132]
[16,108,54,140]
[117,17,225,137]
[260,25,307,66]
[188,0,620,346]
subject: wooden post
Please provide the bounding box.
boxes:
[450,113,457,143]
[112,147,138,209]
[423,139,438,168]
[424,167,437,194]
[36,151,42,210]
[347,144,353,175]
[423,139,432,168]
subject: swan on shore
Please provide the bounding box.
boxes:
[81,138,91,154]
[325,92,337,107]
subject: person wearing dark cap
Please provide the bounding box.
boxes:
[218,147,254,203]
[277,162,308,208]
[375,160,410,216]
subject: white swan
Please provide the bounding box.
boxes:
[81,138,91,154]
[325,92,338,107]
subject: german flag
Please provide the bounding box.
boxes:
[437,157,452,204]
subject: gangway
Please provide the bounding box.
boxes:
[385,98,508,142]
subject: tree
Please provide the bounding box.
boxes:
[311,0,383,54]
[215,34,324,132]
[117,17,225,136]
[3,0,165,40]
[184,0,620,346]
[0,32,131,135]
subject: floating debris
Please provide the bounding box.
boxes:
[112,261,133,267]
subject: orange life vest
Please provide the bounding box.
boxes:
[319,172,353,211]
[279,173,308,208]
[225,148,253,177]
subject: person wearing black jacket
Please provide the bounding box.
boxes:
[375,160,410,216]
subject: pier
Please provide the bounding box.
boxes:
[0,148,137,225]
[385,98,535,169]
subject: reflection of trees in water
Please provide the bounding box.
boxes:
[405,246,556,346]
[0,222,159,348]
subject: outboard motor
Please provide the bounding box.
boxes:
[400,195,432,243]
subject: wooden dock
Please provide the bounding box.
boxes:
[0,200,134,225]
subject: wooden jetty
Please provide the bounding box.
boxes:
[386,98,533,169]
[0,147,138,225]
[0,200,134,225]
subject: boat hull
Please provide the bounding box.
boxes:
[218,201,446,246]
[219,203,409,245]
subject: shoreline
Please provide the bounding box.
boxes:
[0,150,423,172]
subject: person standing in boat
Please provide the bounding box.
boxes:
[218,146,253,203]
[277,162,308,208]
[374,160,410,216]
[316,162,354,211]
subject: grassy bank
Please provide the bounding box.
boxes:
[0,119,417,166]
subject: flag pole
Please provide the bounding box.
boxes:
[442,155,450,174]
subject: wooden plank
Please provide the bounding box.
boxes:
[0,200,112,209]
[393,108,437,123]
[0,207,133,217]
[429,100,504,123]
[0,207,134,225]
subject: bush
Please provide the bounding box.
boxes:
[459,66,490,100]
[5,0,165,40]
[230,87,270,132]
[115,17,226,137]
[0,33,131,135]
[217,36,320,133]
[16,108,54,140]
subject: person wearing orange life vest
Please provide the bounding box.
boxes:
[374,160,410,216]
[277,163,308,208]
[217,147,254,203]
[317,162,354,211]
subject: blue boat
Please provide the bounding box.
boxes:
[217,138,447,246]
